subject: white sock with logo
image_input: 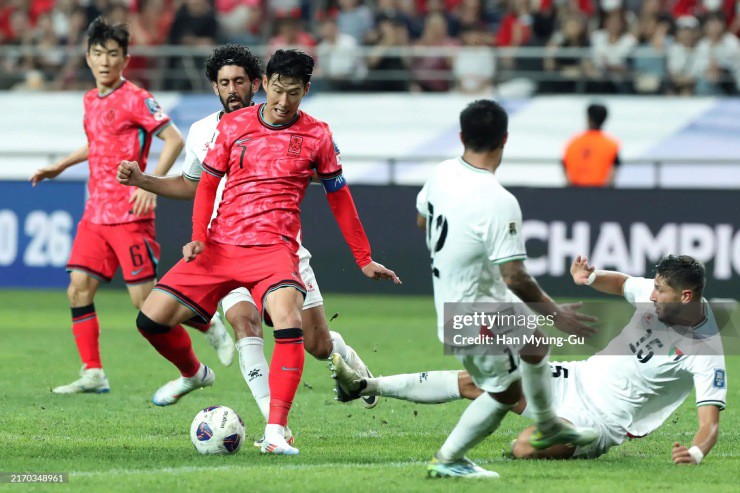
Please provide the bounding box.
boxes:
[437,393,511,462]
[236,337,270,422]
[363,371,461,403]
[519,356,557,430]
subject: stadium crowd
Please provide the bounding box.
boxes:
[1,0,739,94]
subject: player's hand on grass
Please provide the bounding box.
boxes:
[362,261,402,284]
[117,160,144,187]
[672,442,699,465]
[29,164,64,186]
[571,255,596,285]
[130,188,157,215]
[183,241,204,262]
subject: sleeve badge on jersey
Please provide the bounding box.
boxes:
[713,369,726,389]
[145,97,166,121]
[332,139,341,155]
[509,222,517,235]
[288,135,303,155]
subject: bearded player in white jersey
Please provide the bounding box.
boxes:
[355,99,599,479]
[116,45,377,445]
[333,254,727,465]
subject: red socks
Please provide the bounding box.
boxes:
[268,328,305,426]
[71,304,101,370]
[138,324,201,378]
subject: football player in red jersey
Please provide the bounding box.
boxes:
[29,17,229,394]
[134,49,400,455]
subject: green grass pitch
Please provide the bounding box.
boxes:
[0,289,737,492]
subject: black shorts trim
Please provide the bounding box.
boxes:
[66,264,112,283]
[261,280,306,328]
[154,284,212,324]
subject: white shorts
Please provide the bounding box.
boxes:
[220,244,323,315]
[455,352,520,393]
[525,361,625,458]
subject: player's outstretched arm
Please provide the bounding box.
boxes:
[30,144,89,186]
[129,124,185,215]
[500,259,596,337]
[325,183,401,284]
[117,161,198,200]
[571,255,628,296]
[672,405,720,465]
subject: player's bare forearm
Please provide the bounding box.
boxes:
[137,174,198,200]
[30,144,89,186]
[501,260,555,309]
[693,406,720,456]
[151,124,184,177]
[416,213,426,230]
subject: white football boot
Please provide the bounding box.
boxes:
[341,345,378,409]
[253,427,294,448]
[152,364,215,406]
[202,312,234,366]
[260,425,299,455]
[52,365,110,394]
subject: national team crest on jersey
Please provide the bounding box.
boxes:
[714,369,726,388]
[145,97,166,121]
[288,135,303,155]
[509,222,517,235]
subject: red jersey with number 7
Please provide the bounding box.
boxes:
[201,104,342,250]
[82,79,171,225]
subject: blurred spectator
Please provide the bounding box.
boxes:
[632,13,672,94]
[667,15,700,95]
[167,0,218,90]
[424,0,460,37]
[168,0,218,47]
[542,12,592,93]
[366,14,411,91]
[589,10,637,92]
[316,17,367,90]
[368,0,422,43]
[411,11,458,91]
[693,13,740,95]
[337,0,374,44]
[268,0,301,18]
[216,0,263,44]
[130,0,175,46]
[453,22,495,94]
[496,0,533,70]
[562,103,621,187]
[266,16,316,60]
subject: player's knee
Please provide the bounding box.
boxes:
[136,311,171,334]
[229,312,263,339]
[458,371,483,400]
[67,282,94,306]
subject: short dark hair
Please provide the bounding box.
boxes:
[587,104,608,129]
[86,16,130,56]
[655,255,706,296]
[266,49,314,87]
[205,44,263,83]
[459,100,508,152]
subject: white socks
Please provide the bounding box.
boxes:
[437,393,511,462]
[364,371,461,403]
[236,337,271,422]
[329,331,349,360]
[519,356,557,429]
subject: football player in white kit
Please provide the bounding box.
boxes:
[512,254,726,464]
[117,45,377,443]
[403,100,598,478]
[332,254,727,465]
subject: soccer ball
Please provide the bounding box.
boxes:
[190,405,245,455]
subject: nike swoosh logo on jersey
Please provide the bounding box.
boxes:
[131,268,144,276]
[282,366,300,371]
[236,138,252,144]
